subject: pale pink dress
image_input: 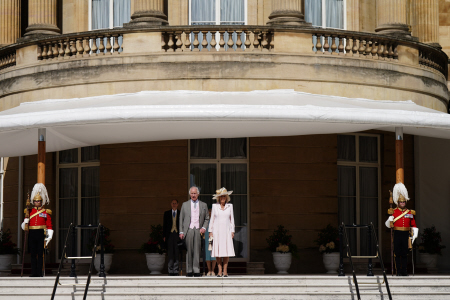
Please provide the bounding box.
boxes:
[209,203,235,257]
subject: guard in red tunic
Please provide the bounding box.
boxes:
[21,183,53,277]
[385,183,419,276]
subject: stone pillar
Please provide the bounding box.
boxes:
[375,0,411,37]
[267,0,307,26]
[412,0,440,47]
[24,0,60,36]
[0,0,21,46]
[125,0,168,27]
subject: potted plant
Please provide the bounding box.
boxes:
[266,225,298,274]
[0,229,20,272]
[315,224,340,273]
[418,225,446,269]
[140,224,166,274]
[88,226,115,274]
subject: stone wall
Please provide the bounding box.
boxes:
[99,140,188,274]
[439,0,450,59]
[249,134,338,273]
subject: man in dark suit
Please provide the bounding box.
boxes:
[163,199,180,276]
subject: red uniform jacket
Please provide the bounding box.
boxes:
[25,207,53,230]
[392,207,416,231]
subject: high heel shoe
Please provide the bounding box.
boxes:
[217,273,223,277]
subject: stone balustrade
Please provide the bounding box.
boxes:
[161,27,274,52]
[312,33,399,61]
[37,33,124,60]
[419,48,448,76]
[0,51,16,70]
[0,26,447,79]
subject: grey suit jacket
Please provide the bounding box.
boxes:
[179,200,209,235]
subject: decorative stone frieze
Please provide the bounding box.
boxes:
[125,0,168,28]
[267,0,307,26]
[412,0,440,48]
[24,0,60,36]
[375,0,411,38]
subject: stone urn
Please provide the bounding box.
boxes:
[323,252,340,274]
[145,253,165,274]
[419,253,438,269]
[0,254,15,272]
[272,252,292,274]
[94,253,113,274]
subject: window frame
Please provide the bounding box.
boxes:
[88,0,127,30]
[56,148,100,262]
[188,0,248,25]
[308,0,347,30]
[337,133,381,256]
[188,138,250,261]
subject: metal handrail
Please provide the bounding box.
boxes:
[51,223,104,300]
[339,222,392,300]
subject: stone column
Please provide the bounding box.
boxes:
[412,0,439,47]
[0,0,21,46]
[125,0,168,27]
[267,0,307,26]
[375,0,411,37]
[24,0,60,36]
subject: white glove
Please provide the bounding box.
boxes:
[45,229,54,246]
[412,227,419,244]
[385,216,394,228]
[21,218,29,231]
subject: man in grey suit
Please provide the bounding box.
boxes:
[179,186,209,277]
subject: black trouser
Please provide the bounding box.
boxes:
[28,229,45,276]
[394,230,409,275]
[167,231,180,274]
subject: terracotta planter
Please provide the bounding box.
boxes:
[419,253,438,269]
[272,252,292,274]
[145,253,165,274]
[0,254,15,271]
[323,252,340,274]
[94,253,113,274]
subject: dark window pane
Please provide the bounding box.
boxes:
[231,195,247,227]
[190,164,217,195]
[59,168,78,198]
[221,164,247,194]
[359,136,378,163]
[337,135,356,161]
[360,198,378,256]
[81,146,100,162]
[59,148,78,164]
[338,166,356,197]
[190,139,216,159]
[221,138,247,159]
[360,167,378,198]
[81,167,100,197]
[81,197,100,256]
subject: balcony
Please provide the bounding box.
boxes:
[0,25,448,112]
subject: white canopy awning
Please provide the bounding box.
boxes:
[0,89,449,157]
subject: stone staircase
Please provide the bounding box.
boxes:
[0,275,449,299]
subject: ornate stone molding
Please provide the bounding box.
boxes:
[125,0,168,28]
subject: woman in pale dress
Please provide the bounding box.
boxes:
[208,187,235,277]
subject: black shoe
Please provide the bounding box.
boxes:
[29,274,39,277]
[186,273,193,277]
[193,273,201,277]
[401,272,409,276]
[173,273,179,276]
[223,275,228,277]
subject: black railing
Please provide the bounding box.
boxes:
[339,222,392,300]
[51,223,105,300]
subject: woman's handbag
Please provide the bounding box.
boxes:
[208,236,213,251]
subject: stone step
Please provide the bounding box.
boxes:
[0,275,448,300]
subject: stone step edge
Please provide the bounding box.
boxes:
[4,291,450,296]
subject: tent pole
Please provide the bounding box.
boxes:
[395,127,404,184]
[37,129,46,184]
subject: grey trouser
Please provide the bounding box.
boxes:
[185,228,201,274]
[167,231,179,274]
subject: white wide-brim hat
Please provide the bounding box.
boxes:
[212,187,233,202]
